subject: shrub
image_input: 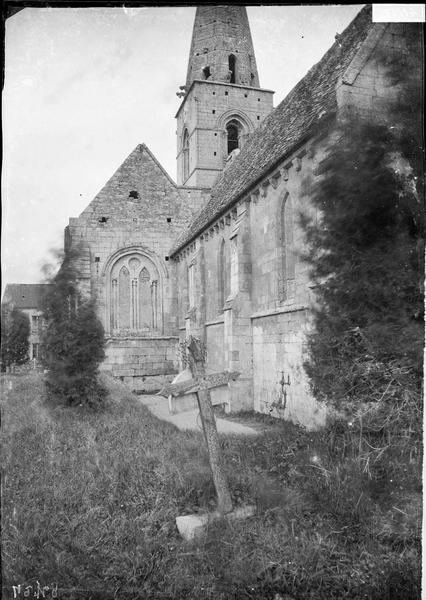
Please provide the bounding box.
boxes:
[301,39,424,409]
[42,247,106,407]
[1,305,30,370]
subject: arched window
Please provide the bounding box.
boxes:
[218,238,226,311]
[188,263,195,308]
[203,66,211,80]
[109,254,159,334]
[279,195,295,301]
[118,266,130,329]
[182,129,189,182]
[226,120,240,155]
[228,54,236,84]
[230,236,238,296]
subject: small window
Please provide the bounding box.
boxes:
[99,216,108,223]
[228,54,236,84]
[230,236,238,295]
[167,217,172,223]
[225,91,228,96]
[129,190,139,199]
[188,264,195,307]
[183,129,189,182]
[203,66,211,79]
[218,239,227,311]
[212,109,216,114]
[165,256,169,261]
[226,120,240,155]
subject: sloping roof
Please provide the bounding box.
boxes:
[2,284,52,309]
[171,5,373,255]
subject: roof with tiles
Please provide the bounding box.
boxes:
[171,5,373,255]
[2,284,53,309]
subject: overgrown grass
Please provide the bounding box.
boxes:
[1,373,421,599]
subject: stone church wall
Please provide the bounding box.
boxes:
[173,22,418,427]
[337,23,416,122]
[174,135,332,426]
[67,145,208,391]
[100,336,178,392]
[246,140,328,428]
[252,309,326,429]
[176,81,273,187]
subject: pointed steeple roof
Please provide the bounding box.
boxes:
[185,6,260,89]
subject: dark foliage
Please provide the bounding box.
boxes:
[41,248,106,407]
[301,34,424,409]
[1,305,30,370]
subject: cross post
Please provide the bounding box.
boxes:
[186,336,233,515]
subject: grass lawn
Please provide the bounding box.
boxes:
[1,373,421,599]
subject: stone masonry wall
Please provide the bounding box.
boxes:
[337,23,418,122]
[176,81,273,186]
[100,336,179,392]
[67,144,204,387]
[185,6,260,88]
[172,21,418,429]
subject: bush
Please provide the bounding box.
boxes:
[300,54,424,409]
[1,305,30,370]
[42,248,106,407]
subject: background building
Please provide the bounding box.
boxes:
[2,284,52,361]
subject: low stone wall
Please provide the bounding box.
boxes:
[101,336,179,392]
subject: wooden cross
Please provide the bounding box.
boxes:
[157,370,240,398]
[157,336,238,515]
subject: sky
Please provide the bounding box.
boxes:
[2,4,364,292]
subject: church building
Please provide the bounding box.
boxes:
[66,5,418,429]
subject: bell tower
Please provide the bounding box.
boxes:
[176,6,274,188]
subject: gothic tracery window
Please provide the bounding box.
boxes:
[109,254,159,334]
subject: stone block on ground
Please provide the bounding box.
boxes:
[176,505,256,541]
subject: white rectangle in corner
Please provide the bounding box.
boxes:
[373,4,425,22]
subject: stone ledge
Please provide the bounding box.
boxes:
[205,317,225,327]
[105,336,179,343]
[251,304,308,320]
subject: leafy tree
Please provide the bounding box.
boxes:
[301,29,424,409]
[1,305,30,370]
[42,247,106,407]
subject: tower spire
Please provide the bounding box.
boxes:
[176,5,273,187]
[186,6,260,89]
